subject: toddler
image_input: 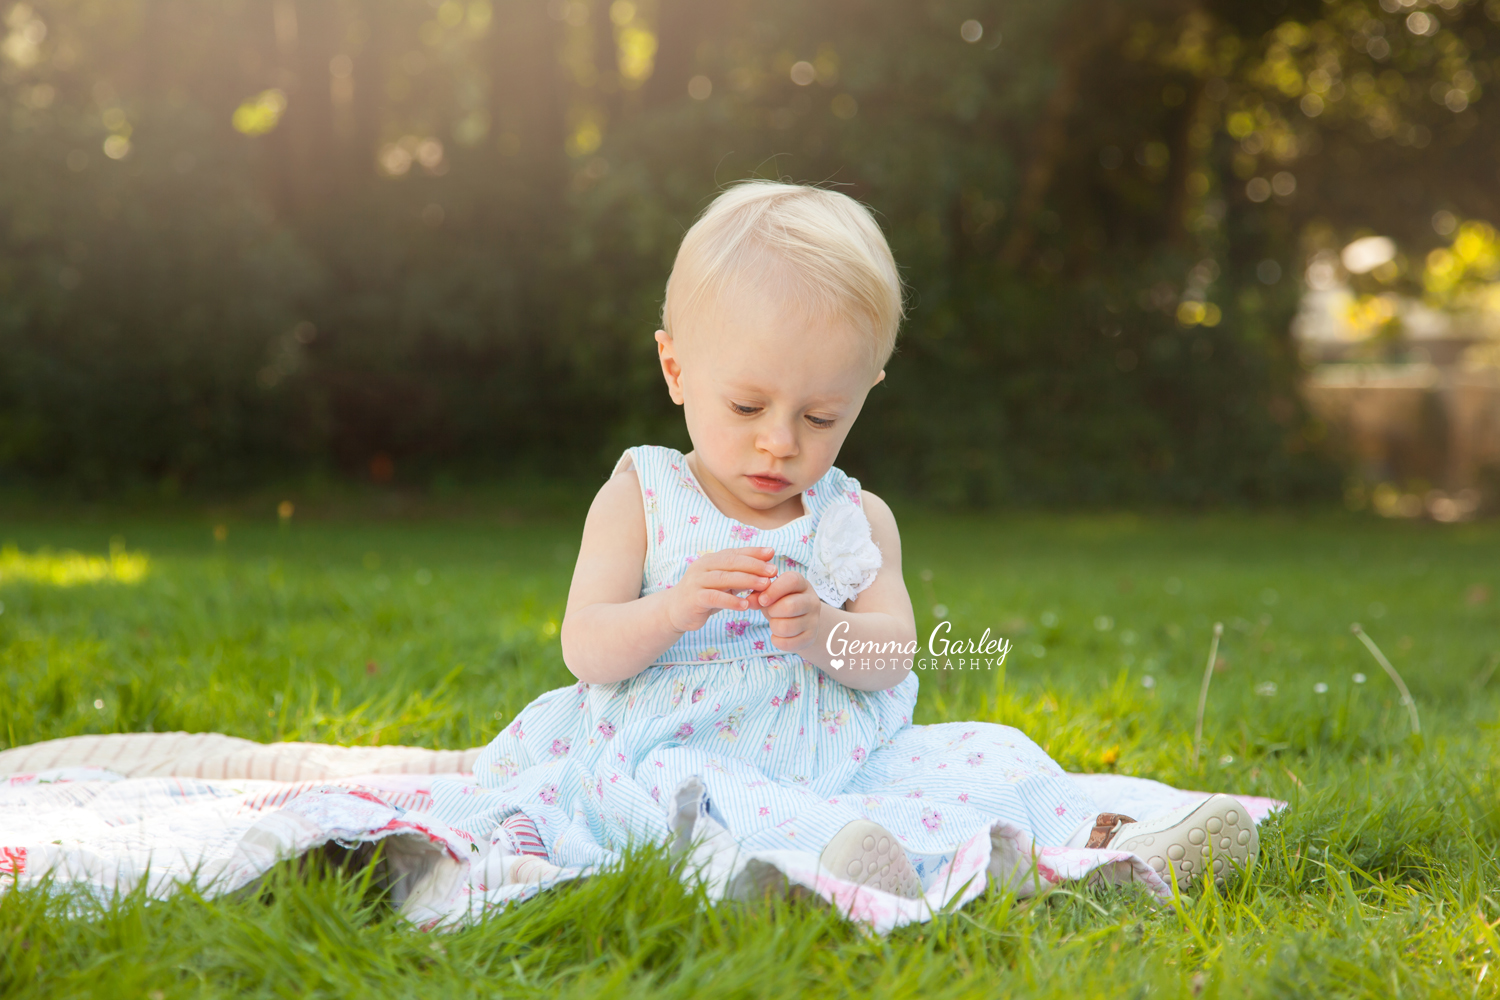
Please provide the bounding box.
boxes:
[433,181,1257,896]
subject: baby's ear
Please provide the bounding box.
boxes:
[655,330,685,404]
[872,369,886,387]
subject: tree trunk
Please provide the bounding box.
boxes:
[1000,0,1125,268]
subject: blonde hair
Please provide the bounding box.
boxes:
[662,181,903,366]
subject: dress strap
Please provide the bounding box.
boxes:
[792,465,879,608]
[802,464,864,520]
[612,445,677,565]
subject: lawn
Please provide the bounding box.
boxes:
[3,502,1499,998]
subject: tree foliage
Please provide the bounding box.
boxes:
[2,0,1491,500]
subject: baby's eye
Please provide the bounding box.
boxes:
[730,402,761,416]
[805,414,836,429]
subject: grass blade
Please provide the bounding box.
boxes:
[1192,622,1223,772]
[1350,623,1421,737]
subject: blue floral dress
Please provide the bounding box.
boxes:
[431,446,1096,881]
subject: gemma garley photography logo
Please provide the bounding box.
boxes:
[825,619,1012,671]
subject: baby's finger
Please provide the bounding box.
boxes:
[710,547,775,571]
[761,593,810,619]
[725,555,779,577]
[768,613,810,638]
[701,569,774,593]
[756,571,808,607]
[722,546,776,559]
[701,552,777,577]
[698,589,752,613]
[770,627,811,650]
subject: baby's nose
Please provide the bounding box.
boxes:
[758,424,799,457]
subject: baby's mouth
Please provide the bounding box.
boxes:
[747,473,791,492]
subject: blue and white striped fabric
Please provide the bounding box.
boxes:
[431,446,1096,882]
[624,444,871,664]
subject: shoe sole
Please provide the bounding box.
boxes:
[1111,793,1258,889]
[506,855,565,885]
[818,819,924,898]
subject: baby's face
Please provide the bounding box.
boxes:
[657,285,884,524]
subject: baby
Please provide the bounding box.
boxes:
[433,181,1257,896]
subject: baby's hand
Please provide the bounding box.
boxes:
[756,571,822,653]
[666,546,776,634]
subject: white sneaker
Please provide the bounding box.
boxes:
[504,854,566,886]
[1102,794,1259,889]
[469,851,565,891]
[818,819,924,898]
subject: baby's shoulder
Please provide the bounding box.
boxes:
[854,490,902,551]
[584,464,644,534]
[856,488,896,523]
[610,444,690,491]
[590,443,689,525]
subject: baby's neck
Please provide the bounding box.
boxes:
[684,452,809,529]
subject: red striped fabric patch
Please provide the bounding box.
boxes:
[501,813,547,858]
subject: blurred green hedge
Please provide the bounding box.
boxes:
[3,0,1492,503]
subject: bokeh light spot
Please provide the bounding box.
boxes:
[1406,10,1436,35]
[379,144,412,176]
[1341,236,1396,274]
[232,89,288,136]
[0,543,149,588]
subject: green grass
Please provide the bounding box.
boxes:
[3,505,1500,998]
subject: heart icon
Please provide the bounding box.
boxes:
[830,658,844,670]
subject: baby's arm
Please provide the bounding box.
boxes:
[560,470,777,684]
[756,491,917,691]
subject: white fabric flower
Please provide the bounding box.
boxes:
[807,502,882,607]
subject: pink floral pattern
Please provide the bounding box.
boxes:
[438,446,1101,899]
